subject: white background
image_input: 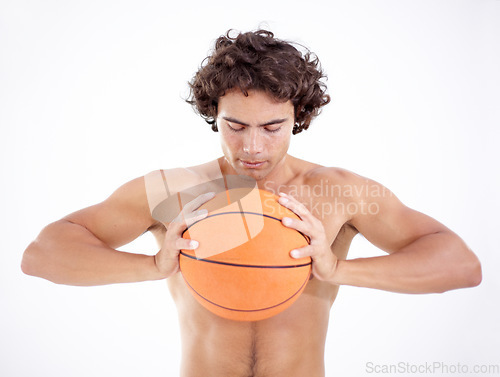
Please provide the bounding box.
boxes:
[1,0,499,376]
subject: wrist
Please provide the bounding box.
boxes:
[146,254,169,281]
[327,259,345,285]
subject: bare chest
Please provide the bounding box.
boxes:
[148,184,358,376]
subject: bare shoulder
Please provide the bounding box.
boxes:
[304,166,394,200]
[302,166,398,233]
[305,165,371,185]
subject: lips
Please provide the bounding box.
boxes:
[240,160,266,168]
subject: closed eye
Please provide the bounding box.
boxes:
[227,124,244,132]
[227,123,281,133]
[265,127,281,133]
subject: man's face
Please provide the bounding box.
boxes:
[217,89,295,181]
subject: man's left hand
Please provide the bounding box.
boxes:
[278,192,339,282]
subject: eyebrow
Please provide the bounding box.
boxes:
[222,116,288,127]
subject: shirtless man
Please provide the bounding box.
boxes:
[21,30,482,377]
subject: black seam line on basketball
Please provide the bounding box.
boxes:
[182,268,311,313]
[180,251,312,269]
[237,201,252,242]
[182,211,310,244]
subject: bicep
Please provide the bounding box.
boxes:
[347,180,449,254]
[61,176,156,249]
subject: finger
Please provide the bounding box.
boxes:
[183,209,209,227]
[281,216,311,238]
[175,237,199,251]
[290,245,314,259]
[174,192,214,225]
[169,208,208,235]
[278,193,312,221]
[182,191,216,214]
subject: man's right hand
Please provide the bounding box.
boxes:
[154,191,216,278]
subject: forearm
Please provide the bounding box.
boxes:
[330,231,482,294]
[21,220,165,286]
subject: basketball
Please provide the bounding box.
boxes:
[179,188,311,321]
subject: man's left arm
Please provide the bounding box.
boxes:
[281,172,482,294]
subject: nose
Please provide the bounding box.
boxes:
[242,128,263,155]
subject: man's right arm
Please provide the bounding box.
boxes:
[21,175,166,286]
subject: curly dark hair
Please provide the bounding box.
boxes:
[186,29,330,134]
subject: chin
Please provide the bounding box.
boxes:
[247,167,273,182]
[224,157,274,179]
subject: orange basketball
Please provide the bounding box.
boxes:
[179,188,311,321]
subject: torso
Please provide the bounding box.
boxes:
[147,156,358,377]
